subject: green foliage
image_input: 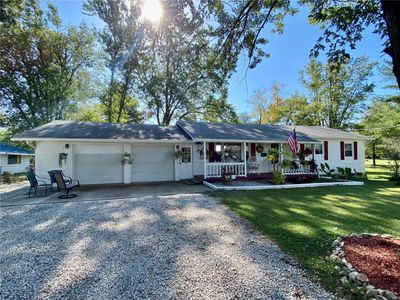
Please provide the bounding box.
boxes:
[211,0,297,70]
[272,170,285,185]
[0,1,95,132]
[2,172,12,184]
[203,97,239,124]
[302,0,400,89]
[336,167,352,180]
[319,163,335,177]
[255,58,374,128]
[358,99,400,160]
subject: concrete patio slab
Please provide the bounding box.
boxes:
[0,182,210,207]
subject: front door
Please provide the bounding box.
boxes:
[179,146,193,179]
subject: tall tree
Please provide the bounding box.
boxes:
[0,0,94,131]
[135,1,228,125]
[304,0,400,89]
[299,57,374,128]
[84,0,143,123]
[203,96,239,124]
[248,88,269,124]
[85,0,228,125]
[260,58,374,128]
[248,82,284,124]
[358,100,400,166]
[211,0,400,89]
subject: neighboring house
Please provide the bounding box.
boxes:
[12,121,372,185]
[0,143,34,174]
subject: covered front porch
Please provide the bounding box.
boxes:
[199,141,318,180]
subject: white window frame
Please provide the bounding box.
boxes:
[181,146,191,163]
[344,143,353,157]
[315,143,323,155]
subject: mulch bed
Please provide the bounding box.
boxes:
[343,236,400,295]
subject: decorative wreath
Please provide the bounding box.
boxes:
[256,145,264,153]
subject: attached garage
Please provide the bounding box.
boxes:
[74,143,123,184]
[131,144,174,182]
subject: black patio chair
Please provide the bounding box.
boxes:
[48,170,79,192]
[26,171,50,197]
[54,172,79,199]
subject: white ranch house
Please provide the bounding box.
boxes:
[12,121,372,185]
[0,143,34,174]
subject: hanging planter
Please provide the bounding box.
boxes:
[58,153,68,167]
[174,149,184,159]
[121,152,133,165]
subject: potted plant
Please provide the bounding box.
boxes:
[121,153,133,165]
[174,149,183,159]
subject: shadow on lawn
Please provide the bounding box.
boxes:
[212,180,400,290]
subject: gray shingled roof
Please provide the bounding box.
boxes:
[177,121,372,142]
[13,121,191,141]
[13,120,372,142]
[177,121,318,142]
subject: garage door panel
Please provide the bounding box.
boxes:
[132,145,174,182]
[74,144,123,184]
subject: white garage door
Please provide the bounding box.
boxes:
[131,144,174,182]
[74,144,123,184]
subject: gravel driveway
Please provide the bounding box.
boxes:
[0,194,335,300]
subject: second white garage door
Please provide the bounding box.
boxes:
[131,144,174,182]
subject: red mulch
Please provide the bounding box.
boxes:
[343,236,400,295]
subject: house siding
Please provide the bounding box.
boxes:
[0,154,31,174]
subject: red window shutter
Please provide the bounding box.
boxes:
[324,141,328,160]
[340,141,345,160]
[354,141,358,160]
[250,143,256,156]
[300,144,305,152]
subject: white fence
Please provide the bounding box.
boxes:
[206,162,246,178]
[282,166,315,175]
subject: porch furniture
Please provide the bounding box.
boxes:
[48,170,79,192]
[26,171,50,197]
[247,156,259,174]
[53,172,79,199]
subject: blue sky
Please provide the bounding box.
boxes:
[53,0,389,114]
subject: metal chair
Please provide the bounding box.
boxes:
[54,172,79,199]
[48,170,78,192]
[26,171,50,197]
[247,156,259,174]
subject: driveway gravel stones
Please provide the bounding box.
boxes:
[0,194,336,299]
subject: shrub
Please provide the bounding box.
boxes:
[2,172,12,184]
[272,170,286,185]
[319,162,335,177]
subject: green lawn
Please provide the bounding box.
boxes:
[212,160,400,291]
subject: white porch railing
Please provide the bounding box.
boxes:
[282,166,315,175]
[206,162,246,178]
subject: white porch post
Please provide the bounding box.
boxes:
[203,141,207,179]
[243,142,247,177]
[123,143,132,184]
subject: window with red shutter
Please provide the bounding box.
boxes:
[340,141,345,160]
[324,141,328,160]
[354,141,358,160]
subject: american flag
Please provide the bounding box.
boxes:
[287,128,299,154]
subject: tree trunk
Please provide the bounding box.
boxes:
[381,0,400,90]
[372,142,376,167]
